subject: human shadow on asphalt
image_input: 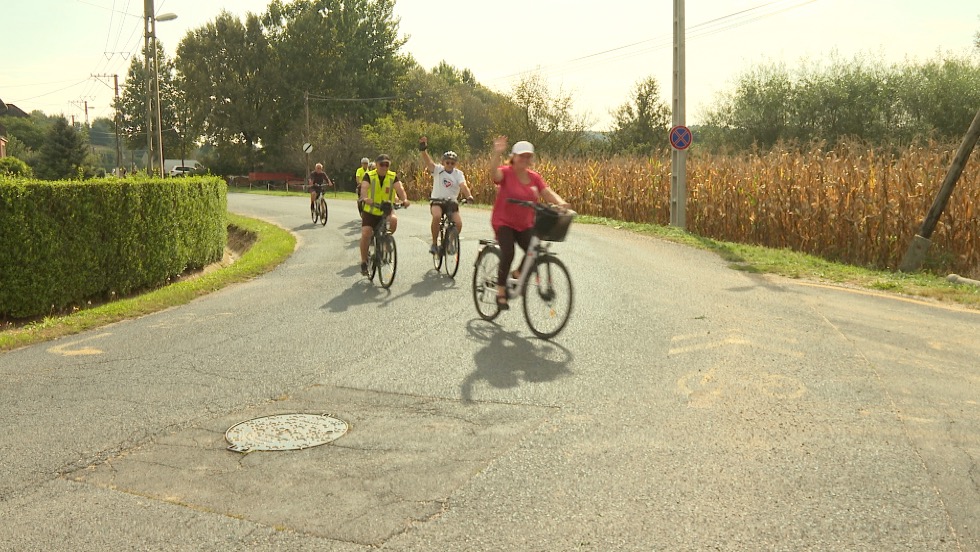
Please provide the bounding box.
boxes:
[321,280,390,312]
[292,221,323,232]
[461,319,574,404]
[378,270,458,308]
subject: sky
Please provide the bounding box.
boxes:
[3,0,978,132]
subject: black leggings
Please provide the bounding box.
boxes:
[495,226,534,287]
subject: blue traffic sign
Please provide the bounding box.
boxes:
[669,125,693,150]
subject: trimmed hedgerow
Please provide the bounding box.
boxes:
[0,176,227,318]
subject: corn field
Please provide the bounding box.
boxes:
[402,142,980,277]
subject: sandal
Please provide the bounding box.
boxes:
[496,296,509,310]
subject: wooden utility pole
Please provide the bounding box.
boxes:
[899,106,980,272]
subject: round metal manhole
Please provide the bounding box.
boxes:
[225,413,348,453]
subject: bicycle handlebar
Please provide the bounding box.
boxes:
[429,197,470,205]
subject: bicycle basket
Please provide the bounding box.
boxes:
[533,208,574,242]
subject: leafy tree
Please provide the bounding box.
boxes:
[361,112,466,163]
[493,73,592,156]
[116,43,181,157]
[609,76,671,155]
[89,117,115,147]
[176,11,277,171]
[0,110,58,152]
[36,117,91,180]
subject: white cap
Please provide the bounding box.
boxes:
[360,157,370,164]
[511,141,534,155]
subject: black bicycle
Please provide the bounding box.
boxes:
[430,198,467,278]
[472,200,575,339]
[366,201,405,289]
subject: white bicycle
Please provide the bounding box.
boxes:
[471,200,575,339]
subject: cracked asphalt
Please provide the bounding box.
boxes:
[0,192,977,551]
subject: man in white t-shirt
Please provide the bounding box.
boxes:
[420,136,474,254]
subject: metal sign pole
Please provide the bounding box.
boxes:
[670,0,687,229]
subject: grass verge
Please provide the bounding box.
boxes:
[578,215,980,310]
[0,212,296,352]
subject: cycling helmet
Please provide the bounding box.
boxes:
[442,151,458,161]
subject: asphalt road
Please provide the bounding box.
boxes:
[0,193,977,551]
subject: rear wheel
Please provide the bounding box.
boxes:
[522,256,573,339]
[444,226,461,278]
[378,234,397,288]
[472,247,501,321]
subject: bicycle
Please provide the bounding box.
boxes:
[472,200,576,339]
[430,198,468,278]
[311,186,328,226]
[365,201,405,289]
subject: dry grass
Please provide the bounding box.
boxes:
[400,142,979,277]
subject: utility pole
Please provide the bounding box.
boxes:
[144,0,154,175]
[899,106,980,272]
[670,0,687,229]
[304,91,311,188]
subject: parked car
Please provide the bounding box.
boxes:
[170,166,194,177]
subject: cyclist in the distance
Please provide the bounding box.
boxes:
[420,136,474,255]
[355,157,369,192]
[359,154,410,275]
[489,136,570,309]
[308,163,332,212]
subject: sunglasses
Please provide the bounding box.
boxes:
[378,162,390,167]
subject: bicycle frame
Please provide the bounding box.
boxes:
[498,236,550,299]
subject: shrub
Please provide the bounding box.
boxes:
[0,157,33,177]
[0,175,227,318]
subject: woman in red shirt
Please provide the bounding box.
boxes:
[489,136,570,309]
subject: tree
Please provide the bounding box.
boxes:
[36,117,91,180]
[609,76,671,155]
[116,43,181,158]
[493,73,592,156]
[176,11,278,171]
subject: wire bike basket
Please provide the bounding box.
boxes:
[534,208,575,242]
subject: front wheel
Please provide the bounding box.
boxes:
[311,199,317,223]
[472,247,501,321]
[444,226,461,278]
[367,238,378,281]
[319,197,328,226]
[432,221,444,271]
[522,256,573,339]
[377,234,397,288]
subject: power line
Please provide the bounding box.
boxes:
[12,79,91,103]
[488,0,819,84]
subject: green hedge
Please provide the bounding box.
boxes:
[0,176,227,318]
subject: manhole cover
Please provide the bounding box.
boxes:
[225,413,348,453]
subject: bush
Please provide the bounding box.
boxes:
[0,175,227,318]
[0,157,33,177]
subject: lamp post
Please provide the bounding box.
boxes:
[143,0,176,175]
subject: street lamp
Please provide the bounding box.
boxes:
[143,0,177,175]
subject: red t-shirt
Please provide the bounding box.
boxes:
[491,165,549,231]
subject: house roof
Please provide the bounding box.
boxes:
[0,101,30,118]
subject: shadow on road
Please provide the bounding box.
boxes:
[291,221,322,232]
[321,280,390,312]
[379,270,458,308]
[461,319,574,404]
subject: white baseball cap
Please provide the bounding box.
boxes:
[511,141,535,155]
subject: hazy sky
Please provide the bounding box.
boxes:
[3,0,978,131]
